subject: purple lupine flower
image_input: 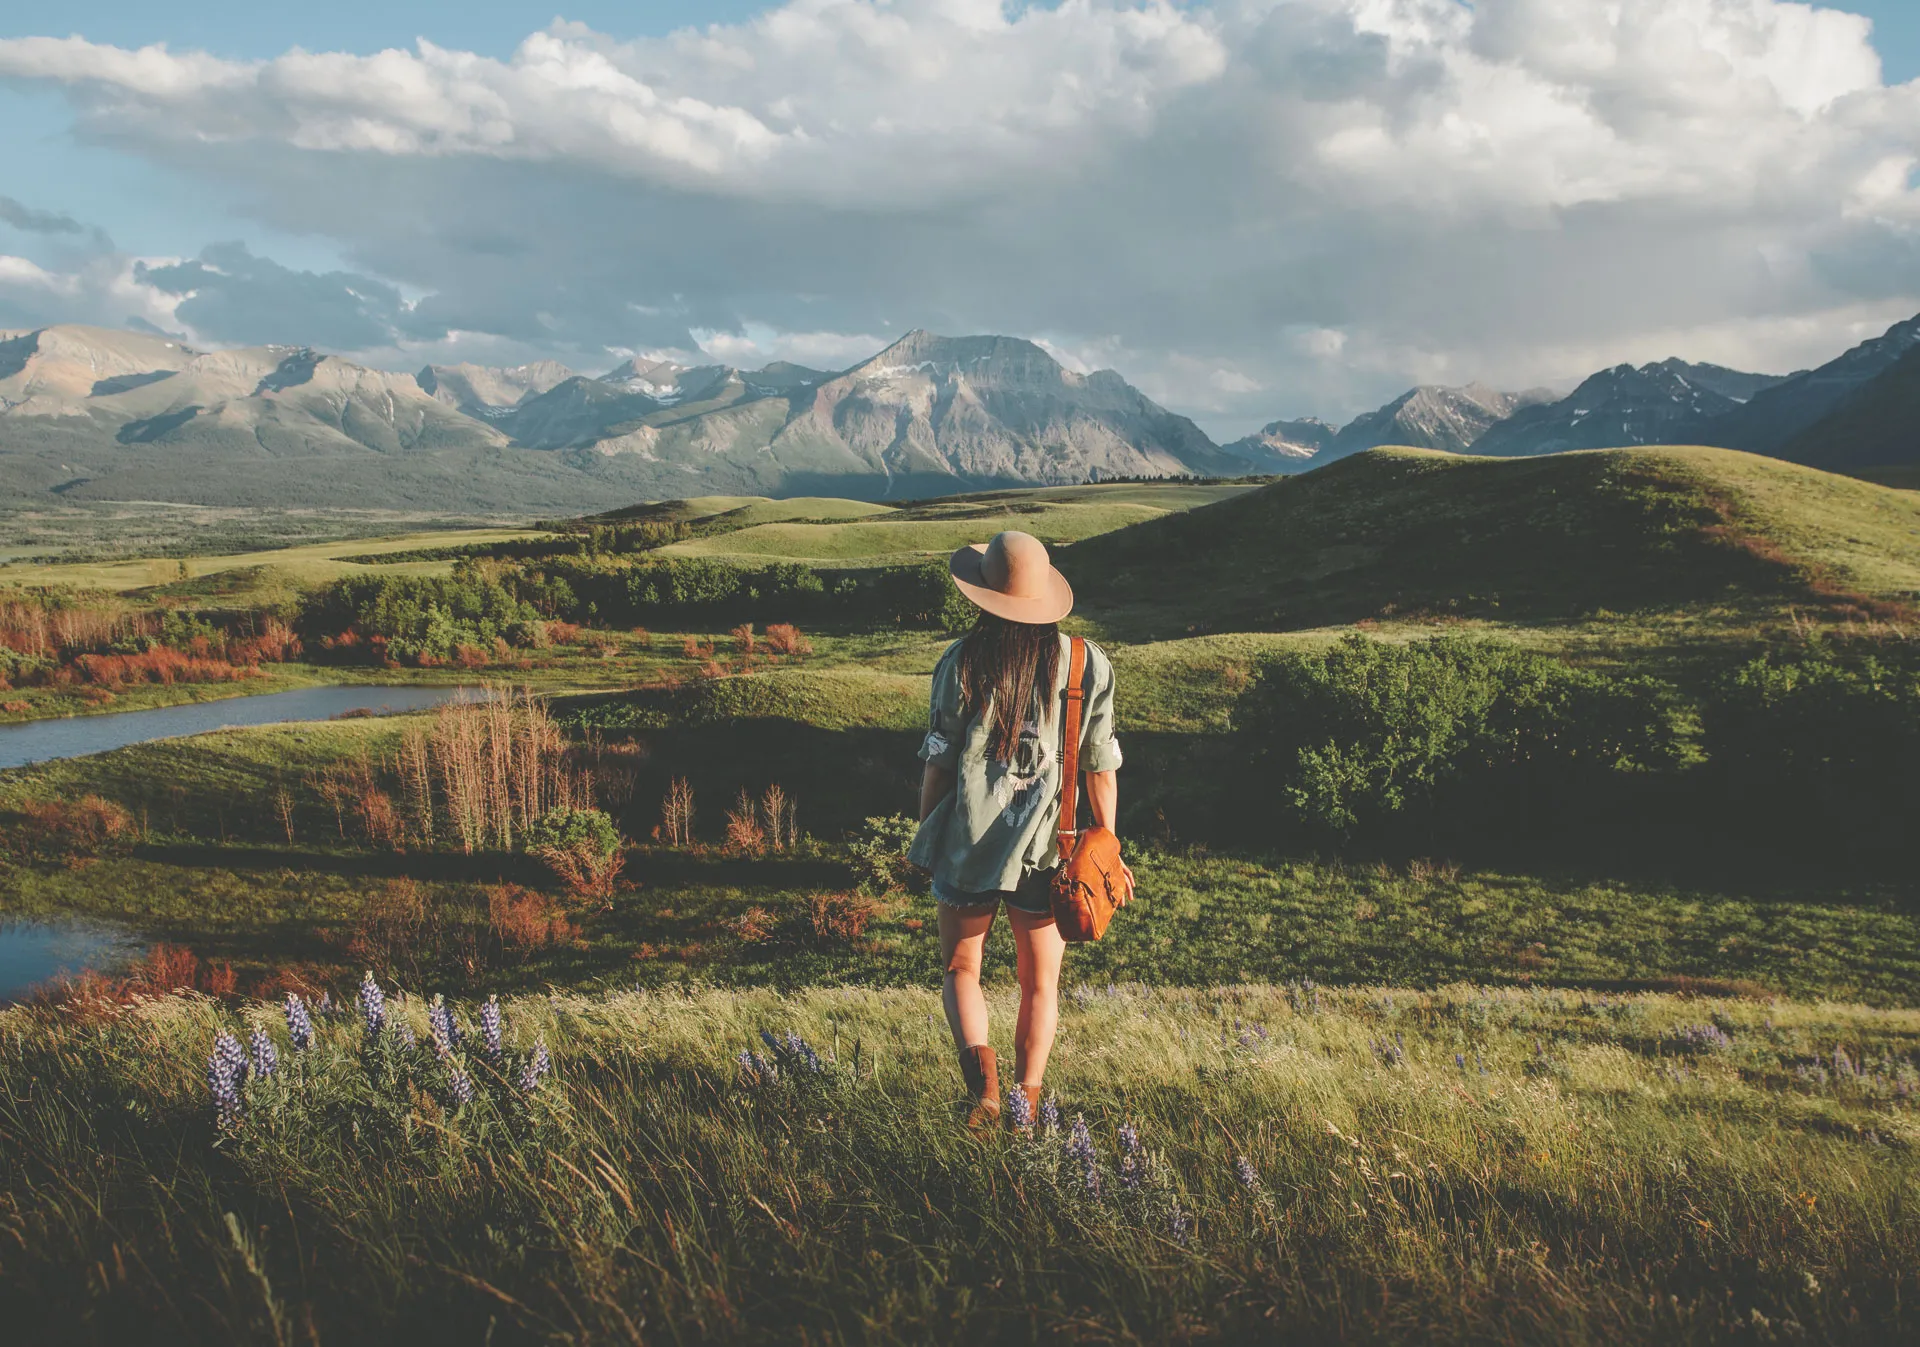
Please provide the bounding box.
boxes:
[1167,1202,1191,1246]
[214,1028,249,1082]
[518,1038,551,1093]
[448,1065,475,1108]
[1234,1155,1260,1193]
[284,993,313,1051]
[394,1019,416,1049]
[248,1026,277,1080]
[1455,1053,1467,1070]
[428,996,455,1058]
[1674,1024,1733,1053]
[1118,1123,1143,1191]
[358,972,386,1038]
[1040,1095,1060,1134]
[782,1030,824,1073]
[1065,1115,1101,1199]
[480,996,503,1058]
[208,1032,244,1124]
[1007,1085,1034,1129]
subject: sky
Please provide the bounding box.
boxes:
[2,0,1919,439]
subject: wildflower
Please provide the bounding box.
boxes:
[1065,1114,1101,1199]
[448,1065,476,1108]
[1455,1053,1466,1070]
[1040,1095,1060,1134]
[479,996,503,1058]
[1007,1084,1034,1130]
[248,1026,277,1080]
[1674,1024,1734,1054]
[1234,1155,1260,1193]
[358,971,386,1038]
[1167,1201,1191,1246]
[207,1032,244,1125]
[284,993,313,1051]
[1118,1123,1143,1191]
[518,1038,551,1093]
[428,995,456,1057]
[783,1030,824,1073]
[394,1020,416,1049]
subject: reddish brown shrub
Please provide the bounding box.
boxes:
[763,624,813,658]
[727,906,777,943]
[806,891,881,946]
[487,883,579,956]
[19,795,135,853]
[724,788,767,855]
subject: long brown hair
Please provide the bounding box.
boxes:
[958,611,1061,763]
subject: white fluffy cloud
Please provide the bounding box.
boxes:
[3,0,1918,433]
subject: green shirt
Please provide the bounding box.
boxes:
[908,633,1124,894]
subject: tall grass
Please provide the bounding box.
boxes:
[0,982,1912,1343]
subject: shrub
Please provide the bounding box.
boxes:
[659,778,696,847]
[806,890,882,947]
[486,883,579,956]
[1233,634,1684,844]
[17,795,136,855]
[725,789,767,855]
[763,623,812,658]
[1701,642,1920,849]
[847,814,928,896]
[524,807,625,906]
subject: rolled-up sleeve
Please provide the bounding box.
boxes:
[919,644,965,770]
[1080,643,1124,773]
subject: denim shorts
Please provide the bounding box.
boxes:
[932,865,1058,917]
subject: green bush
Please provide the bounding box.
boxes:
[1702,642,1920,848]
[523,807,621,861]
[1233,634,1684,843]
[847,814,929,896]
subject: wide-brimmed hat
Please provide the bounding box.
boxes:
[949,530,1074,625]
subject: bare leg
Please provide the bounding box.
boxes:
[1008,905,1066,1087]
[939,901,998,1052]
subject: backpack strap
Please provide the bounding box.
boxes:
[1056,635,1088,859]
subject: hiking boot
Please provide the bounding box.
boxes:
[960,1045,1000,1131]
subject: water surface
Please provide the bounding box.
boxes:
[0,917,144,1004]
[0,684,481,771]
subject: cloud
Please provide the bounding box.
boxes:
[1,0,1918,433]
[134,241,412,350]
[0,195,84,236]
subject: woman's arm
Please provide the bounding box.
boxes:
[919,763,956,822]
[1083,769,1135,904]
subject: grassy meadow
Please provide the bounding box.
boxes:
[1,982,1913,1343]
[1,449,1918,1342]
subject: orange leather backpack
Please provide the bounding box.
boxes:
[1050,637,1129,942]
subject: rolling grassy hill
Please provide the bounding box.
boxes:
[1067,446,1920,640]
[653,482,1260,565]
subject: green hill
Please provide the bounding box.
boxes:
[1067,445,1920,639]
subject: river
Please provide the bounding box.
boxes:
[0,683,483,998]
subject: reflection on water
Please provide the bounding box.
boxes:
[0,917,144,1004]
[0,684,482,772]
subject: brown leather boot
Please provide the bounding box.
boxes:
[959,1045,1000,1131]
[1006,1083,1042,1134]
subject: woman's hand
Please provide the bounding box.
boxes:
[1116,857,1136,907]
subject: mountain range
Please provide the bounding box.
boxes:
[0,328,1237,511]
[2,311,1918,514]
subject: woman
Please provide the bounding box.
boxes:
[909,530,1133,1129]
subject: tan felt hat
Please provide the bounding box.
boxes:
[949,530,1074,625]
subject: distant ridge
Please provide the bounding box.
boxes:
[0,326,1231,509]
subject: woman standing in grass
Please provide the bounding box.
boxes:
[910,530,1132,1129]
